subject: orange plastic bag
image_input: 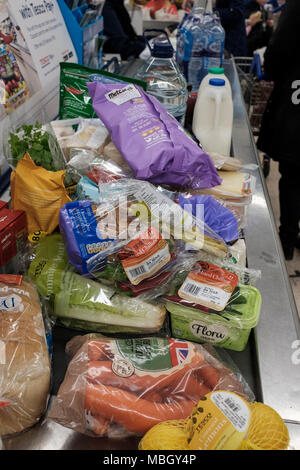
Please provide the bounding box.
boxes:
[11,153,71,235]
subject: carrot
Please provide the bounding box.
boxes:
[85,383,196,434]
[86,412,110,436]
[160,372,211,403]
[88,340,113,361]
[195,362,221,389]
[142,390,163,403]
[87,352,204,395]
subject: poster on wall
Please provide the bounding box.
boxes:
[6,0,77,85]
[0,4,30,119]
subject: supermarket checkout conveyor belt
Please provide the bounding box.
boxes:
[3,58,300,451]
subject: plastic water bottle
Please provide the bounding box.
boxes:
[176,11,192,74]
[176,0,225,91]
[136,30,188,123]
[203,11,225,74]
[192,78,233,156]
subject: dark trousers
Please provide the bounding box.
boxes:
[278,160,300,247]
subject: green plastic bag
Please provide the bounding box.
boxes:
[59,62,147,120]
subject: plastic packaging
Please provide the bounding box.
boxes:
[193,78,233,157]
[136,29,188,123]
[176,0,225,91]
[47,334,254,437]
[10,153,72,235]
[27,234,167,335]
[3,114,66,172]
[0,275,51,436]
[87,81,222,190]
[59,63,147,120]
[178,194,240,243]
[51,118,109,161]
[164,255,262,351]
[190,171,256,200]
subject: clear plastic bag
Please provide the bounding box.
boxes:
[164,253,262,351]
[50,117,109,162]
[2,108,66,172]
[189,171,256,200]
[27,234,168,335]
[47,334,254,438]
[0,275,51,437]
[209,152,258,172]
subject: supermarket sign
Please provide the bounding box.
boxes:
[6,0,77,87]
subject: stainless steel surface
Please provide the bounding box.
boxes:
[226,59,300,447]
[3,58,300,450]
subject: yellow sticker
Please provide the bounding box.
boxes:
[28,231,48,243]
[187,391,251,450]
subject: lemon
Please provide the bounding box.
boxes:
[240,402,290,450]
[139,419,190,451]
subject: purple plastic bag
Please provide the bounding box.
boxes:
[179,194,239,243]
[87,82,222,190]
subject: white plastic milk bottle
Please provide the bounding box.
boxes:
[192,77,233,156]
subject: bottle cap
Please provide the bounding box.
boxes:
[209,67,225,75]
[209,78,226,87]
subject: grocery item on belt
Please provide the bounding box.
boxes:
[87,81,222,190]
[10,153,71,235]
[47,335,252,437]
[59,63,147,120]
[6,121,66,172]
[189,171,256,199]
[27,234,166,335]
[51,118,109,161]
[0,275,51,436]
[178,194,239,243]
[164,256,262,351]
[96,179,228,259]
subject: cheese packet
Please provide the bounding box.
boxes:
[11,153,71,234]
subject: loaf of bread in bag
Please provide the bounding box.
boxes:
[0,277,51,436]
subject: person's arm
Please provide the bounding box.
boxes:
[215,0,245,27]
[263,0,300,81]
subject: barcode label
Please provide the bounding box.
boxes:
[182,282,201,297]
[178,277,232,310]
[123,243,170,285]
[128,265,147,278]
[224,397,241,413]
[211,391,250,432]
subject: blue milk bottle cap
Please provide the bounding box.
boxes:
[209,78,226,87]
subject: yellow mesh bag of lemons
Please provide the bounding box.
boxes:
[139,391,290,451]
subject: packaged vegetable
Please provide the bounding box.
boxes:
[47,335,253,437]
[0,275,51,436]
[10,153,72,235]
[165,256,262,351]
[98,179,229,259]
[27,234,167,334]
[59,63,147,120]
[87,81,222,190]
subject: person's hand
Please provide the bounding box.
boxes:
[247,11,262,27]
[266,19,274,28]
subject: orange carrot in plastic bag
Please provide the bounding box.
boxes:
[85,383,196,434]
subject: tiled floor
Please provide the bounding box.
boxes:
[262,156,300,317]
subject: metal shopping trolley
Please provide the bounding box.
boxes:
[234,53,274,177]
